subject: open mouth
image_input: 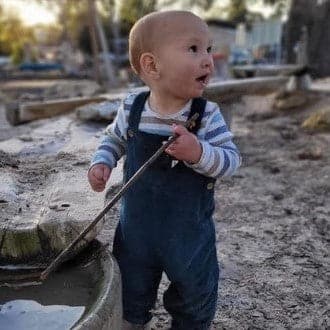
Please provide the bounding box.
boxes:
[196,74,208,85]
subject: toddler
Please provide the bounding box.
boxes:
[88,10,241,330]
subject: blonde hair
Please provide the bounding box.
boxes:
[129,11,205,75]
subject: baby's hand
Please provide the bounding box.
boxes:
[88,164,111,192]
[165,124,202,164]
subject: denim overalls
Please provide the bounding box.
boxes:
[113,92,219,329]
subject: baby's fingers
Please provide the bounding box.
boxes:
[92,166,105,180]
[172,124,189,136]
[92,182,106,192]
[103,166,111,182]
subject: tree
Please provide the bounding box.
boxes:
[119,0,157,35]
[227,0,249,23]
[0,5,35,62]
[284,0,312,63]
[285,0,330,77]
[180,0,214,10]
[224,0,290,23]
[262,0,289,18]
[119,0,218,35]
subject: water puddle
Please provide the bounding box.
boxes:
[0,300,85,330]
[0,253,101,329]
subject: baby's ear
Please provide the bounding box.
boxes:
[140,52,160,79]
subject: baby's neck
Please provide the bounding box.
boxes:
[148,92,190,116]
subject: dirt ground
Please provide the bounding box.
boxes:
[92,89,330,330]
[149,91,330,330]
[0,83,329,329]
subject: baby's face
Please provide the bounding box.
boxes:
[153,15,214,100]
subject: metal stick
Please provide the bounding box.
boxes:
[40,113,199,281]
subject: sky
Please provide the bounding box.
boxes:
[1,0,58,26]
[1,0,276,26]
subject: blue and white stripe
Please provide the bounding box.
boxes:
[91,92,241,178]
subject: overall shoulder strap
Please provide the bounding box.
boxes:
[128,91,150,131]
[187,97,207,134]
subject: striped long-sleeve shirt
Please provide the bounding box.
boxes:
[91,92,241,178]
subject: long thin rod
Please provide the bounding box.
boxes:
[40,113,199,281]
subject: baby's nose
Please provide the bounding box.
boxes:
[201,54,214,69]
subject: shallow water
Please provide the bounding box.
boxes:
[0,258,100,329]
[0,300,85,330]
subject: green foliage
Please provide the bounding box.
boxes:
[119,0,157,34]
[186,0,214,10]
[160,0,214,10]
[258,0,289,18]
[262,0,288,6]
[268,0,289,18]
[227,0,249,23]
[11,43,24,65]
[35,24,63,46]
[118,0,216,35]
[35,0,117,54]
[57,0,89,42]
[0,7,35,58]
[225,0,290,23]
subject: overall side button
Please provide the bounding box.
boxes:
[127,129,134,138]
[207,182,214,190]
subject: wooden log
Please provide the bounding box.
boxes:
[204,76,290,126]
[205,76,290,97]
[6,96,109,125]
[6,77,290,126]
[231,64,304,78]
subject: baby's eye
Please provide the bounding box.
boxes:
[189,45,198,53]
[207,46,212,53]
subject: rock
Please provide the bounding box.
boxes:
[0,224,41,261]
[252,311,264,318]
[18,135,33,142]
[0,174,18,203]
[0,116,107,264]
[37,172,106,254]
[75,99,121,122]
[286,73,311,91]
[297,146,323,160]
[301,107,330,132]
[273,90,308,110]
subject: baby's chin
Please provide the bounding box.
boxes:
[195,90,205,98]
[192,86,207,98]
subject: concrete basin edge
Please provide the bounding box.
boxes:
[72,248,122,330]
